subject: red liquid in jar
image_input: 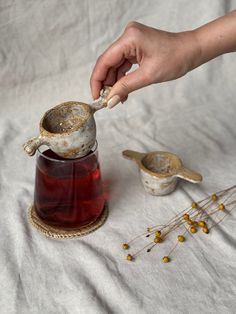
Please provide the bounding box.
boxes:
[34,149,105,228]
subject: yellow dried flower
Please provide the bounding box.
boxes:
[211,194,218,202]
[177,235,185,242]
[122,243,129,250]
[154,237,162,244]
[183,213,189,220]
[219,203,225,211]
[190,226,197,233]
[192,202,198,209]
[127,254,133,261]
[162,256,170,263]
[198,221,206,227]
[155,230,161,237]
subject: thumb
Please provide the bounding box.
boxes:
[106,68,150,109]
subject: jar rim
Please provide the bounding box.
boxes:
[37,141,98,163]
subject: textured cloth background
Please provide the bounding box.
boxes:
[0,1,236,313]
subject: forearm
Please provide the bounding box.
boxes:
[192,10,236,67]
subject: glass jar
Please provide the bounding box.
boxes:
[34,142,105,229]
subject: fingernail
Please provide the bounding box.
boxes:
[107,95,121,109]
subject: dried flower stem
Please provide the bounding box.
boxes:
[122,185,236,263]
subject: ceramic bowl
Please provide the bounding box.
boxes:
[122,150,202,196]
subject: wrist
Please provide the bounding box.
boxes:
[178,30,203,73]
[192,10,236,65]
[192,27,213,66]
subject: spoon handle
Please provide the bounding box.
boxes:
[122,150,145,162]
[176,167,202,183]
[90,86,112,112]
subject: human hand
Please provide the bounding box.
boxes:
[90,21,201,108]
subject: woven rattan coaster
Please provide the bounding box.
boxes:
[28,203,108,239]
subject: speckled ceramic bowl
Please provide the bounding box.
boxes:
[122,150,202,196]
[23,102,96,159]
[23,87,111,159]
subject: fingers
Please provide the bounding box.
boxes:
[90,21,150,104]
[107,67,151,108]
[116,60,133,81]
[90,40,125,99]
[90,59,112,100]
[103,67,117,87]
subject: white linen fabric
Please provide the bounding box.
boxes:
[0,1,236,313]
